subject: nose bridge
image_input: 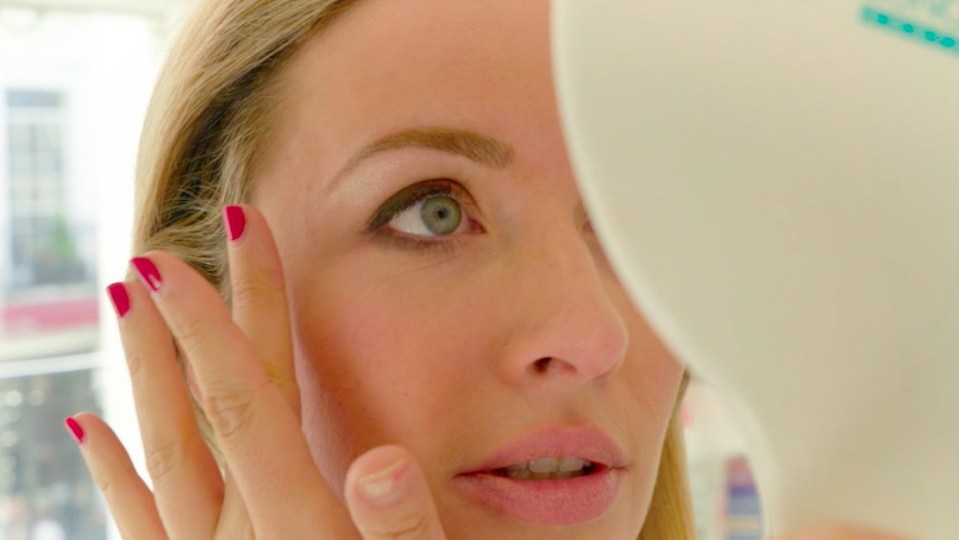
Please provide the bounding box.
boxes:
[532,224,597,300]
[501,221,629,384]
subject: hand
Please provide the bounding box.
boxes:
[68,204,446,539]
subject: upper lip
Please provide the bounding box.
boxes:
[459,424,629,474]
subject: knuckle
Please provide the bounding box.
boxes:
[90,463,118,499]
[367,512,432,540]
[143,437,185,487]
[215,519,255,540]
[124,350,147,380]
[172,311,217,351]
[201,382,267,446]
[230,274,283,312]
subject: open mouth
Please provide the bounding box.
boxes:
[454,426,627,525]
[489,456,602,480]
[455,456,622,526]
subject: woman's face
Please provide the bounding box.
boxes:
[252,0,685,538]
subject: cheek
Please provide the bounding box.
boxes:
[285,236,685,526]
[625,311,685,438]
[615,292,687,492]
[610,273,685,407]
[289,263,485,490]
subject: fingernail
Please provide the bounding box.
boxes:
[64,417,85,445]
[107,282,130,318]
[224,205,246,242]
[358,457,411,507]
[131,257,162,292]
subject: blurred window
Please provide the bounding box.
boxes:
[2,82,103,540]
[1,4,190,539]
[1,366,103,540]
[7,89,93,293]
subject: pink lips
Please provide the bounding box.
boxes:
[453,425,628,526]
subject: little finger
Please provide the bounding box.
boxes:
[65,413,167,540]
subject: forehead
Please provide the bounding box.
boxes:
[263,0,555,184]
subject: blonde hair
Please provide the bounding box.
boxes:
[640,373,696,539]
[133,1,695,537]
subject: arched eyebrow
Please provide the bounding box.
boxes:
[327,127,515,193]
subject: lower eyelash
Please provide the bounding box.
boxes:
[373,229,461,255]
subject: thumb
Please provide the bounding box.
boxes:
[345,445,446,540]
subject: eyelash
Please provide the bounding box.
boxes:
[365,179,481,254]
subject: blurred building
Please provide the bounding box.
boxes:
[683,379,765,540]
[0,2,191,539]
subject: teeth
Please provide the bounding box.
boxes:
[506,469,529,480]
[559,457,588,472]
[528,457,559,473]
[500,457,592,480]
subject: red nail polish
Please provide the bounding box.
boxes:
[224,205,246,242]
[107,282,131,318]
[64,417,85,444]
[131,257,162,292]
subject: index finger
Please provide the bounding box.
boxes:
[130,250,357,538]
[222,204,300,415]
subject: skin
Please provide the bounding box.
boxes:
[69,0,909,539]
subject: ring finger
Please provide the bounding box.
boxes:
[110,279,224,539]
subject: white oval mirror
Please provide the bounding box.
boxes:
[553,1,959,538]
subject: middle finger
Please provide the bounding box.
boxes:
[130,251,357,537]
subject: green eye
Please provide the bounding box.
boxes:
[388,194,466,237]
[420,196,462,235]
[367,180,477,248]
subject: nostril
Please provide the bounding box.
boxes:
[533,357,551,373]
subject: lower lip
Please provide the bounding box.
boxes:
[452,467,624,526]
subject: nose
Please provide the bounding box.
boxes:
[494,222,629,389]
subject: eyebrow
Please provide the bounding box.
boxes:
[327,127,516,193]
